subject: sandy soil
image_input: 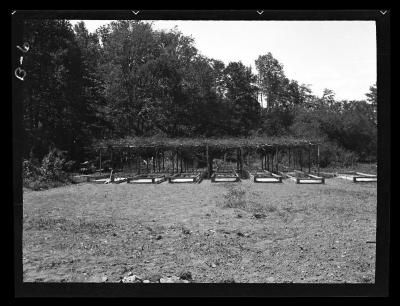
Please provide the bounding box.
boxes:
[22,177,376,283]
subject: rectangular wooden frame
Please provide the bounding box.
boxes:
[281,171,325,184]
[88,175,128,184]
[127,174,167,184]
[253,170,282,183]
[337,171,377,183]
[168,172,203,183]
[211,171,240,183]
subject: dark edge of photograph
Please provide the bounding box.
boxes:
[11,9,390,298]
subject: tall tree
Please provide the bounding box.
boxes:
[365,83,377,125]
[255,52,288,109]
[223,62,261,135]
[22,20,91,161]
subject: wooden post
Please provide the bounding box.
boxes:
[110,148,113,170]
[236,148,239,171]
[271,152,274,173]
[208,147,213,179]
[152,151,156,173]
[158,150,161,172]
[176,149,179,173]
[240,147,243,177]
[162,151,165,172]
[99,148,102,175]
[267,153,270,171]
[206,145,210,178]
[308,144,311,173]
[276,146,279,173]
[317,145,320,176]
[299,149,303,171]
[180,149,183,173]
[288,147,291,170]
[261,153,264,170]
[264,153,267,170]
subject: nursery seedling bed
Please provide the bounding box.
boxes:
[128,174,167,184]
[168,172,203,183]
[281,171,325,184]
[211,171,240,183]
[86,174,112,183]
[337,171,377,183]
[252,170,282,183]
[90,177,128,184]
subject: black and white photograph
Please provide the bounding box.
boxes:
[12,10,390,296]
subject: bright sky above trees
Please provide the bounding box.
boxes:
[70,20,376,101]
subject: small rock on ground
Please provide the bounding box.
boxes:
[160,275,180,283]
[178,271,192,281]
[121,274,142,283]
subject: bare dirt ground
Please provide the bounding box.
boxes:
[22,176,376,283]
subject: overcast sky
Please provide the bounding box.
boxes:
[70,20,376,101]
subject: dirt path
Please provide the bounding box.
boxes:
[22,178,376,283]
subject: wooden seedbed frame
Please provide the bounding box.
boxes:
[280,170,325,184]
[337,171,377,183]
[88,175,128,184]
[127,173,167,184]
[211,171,240,183]
[168,172,203,183]
[252,170,282,183]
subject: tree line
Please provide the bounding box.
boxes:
[21,20,377,167]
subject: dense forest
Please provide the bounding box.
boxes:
[21,20,377,171]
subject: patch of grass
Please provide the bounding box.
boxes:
[263,203,278,213]
[24,216,117,235]
[221,186,279,215]
[222,186,247,209]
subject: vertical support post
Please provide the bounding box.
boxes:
[158,150,161,172]
[240,147,243,177]
[176,149,179,173]
[308,144,311,173]
[206,145,210,178]
[146,157,149,173]
[180,149,183,173]
[110,148,113,171]
[267,153,270,171]
[317,145,320,176]
[299,148,303,171]
[261,153,264,170]
[209,147,213,179]
[128,147,131,173]
[276,146,279,173]
[236,148,239,171]
[153,150,156,173]
[271,151,274,173]
[263,154,266,170]
[99,148,102,175]
[162,151,165,172]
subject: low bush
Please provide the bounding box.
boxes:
[23,147,74,191]
[318,141,358,168]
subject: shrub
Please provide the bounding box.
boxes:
[23,147,73,190]
[319,142,358,168]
